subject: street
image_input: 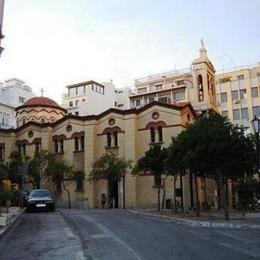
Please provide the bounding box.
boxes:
[0,209,260,260]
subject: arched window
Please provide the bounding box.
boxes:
[150,127,155,143]
[80,136,85,151]
[54,140,58,153]
[60,139,64,153]
[158,126,163,142]
[35,141,41,153]
[41,118,45,123]
[107,132,112,147]
[22,119,26,125]
[74,137,79,151]
[113,131,118,147]
[198,74,204,102]
[22,143,26,155]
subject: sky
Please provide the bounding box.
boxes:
[0,0,259,103]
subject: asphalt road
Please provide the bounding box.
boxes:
[0,209,260,260]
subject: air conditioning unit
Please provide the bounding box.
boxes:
[233,99,240,104]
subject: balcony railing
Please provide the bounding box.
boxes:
[135,67,191,85]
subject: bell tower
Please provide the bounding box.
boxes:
[191,39,217,114]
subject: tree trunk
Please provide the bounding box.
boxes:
[63,182,71,209]
[157,186,161,212]
[225,178,229,220]
[203,176,208,207]
[218,175,229,221]
[161,179,166,210]
[189,171,194,209]
[180,172,184,212]
[173,176,177,213]
[195,175,200,217]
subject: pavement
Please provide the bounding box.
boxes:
[0,207,24,238]
[0,209,260,259]
[128,209,260,229]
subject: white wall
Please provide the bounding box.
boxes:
[0,78,35,128]
[62,81,117,116]
[115,87,131,109]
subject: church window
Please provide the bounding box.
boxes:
[198,74,204,102]
[107,132,112,147]
[150,127,155,143]
[80,136,85,151]
[74,137,79,151]
[158,126,163,142]
[113,131,118,147]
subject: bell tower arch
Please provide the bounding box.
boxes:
[192,39,217,114]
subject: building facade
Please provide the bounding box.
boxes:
[129,43,218,115]
[62,80,116,116]
[0,78,35,129]
[0,96,219,210]
[216,63,260,132]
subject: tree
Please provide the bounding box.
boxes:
[133,145,168,212]
[28,150,50,189]
[167,114,254,220]
[90,153,132,208]
[45,154,74,209]
[8,151,30,187]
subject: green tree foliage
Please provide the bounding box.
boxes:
[167,114,254,220]
[28,150,51,189]
[8,151,30,187]
[0,163,9,183]
[90,153,132,182]
[133,145,168,211]
[45,154,75,208]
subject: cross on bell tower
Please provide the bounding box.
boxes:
[40,88,44,97]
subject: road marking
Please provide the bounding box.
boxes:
[90,233,109,239]
[95,223,143,260]
[218,242,260,258]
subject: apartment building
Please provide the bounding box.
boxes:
[62,80,116,116]
[216,63,260,132]
[0,78,35,129]
[129,43,217,114]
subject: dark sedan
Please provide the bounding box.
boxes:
[27,189,55,212]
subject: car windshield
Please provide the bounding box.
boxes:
[30,190,51,197]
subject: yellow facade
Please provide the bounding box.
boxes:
[0,100,214,210]
[216,64,260,131]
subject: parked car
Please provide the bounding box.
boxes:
[26,189,55,212]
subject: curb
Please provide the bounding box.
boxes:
[128,210,260,229]
[0,209,25,239]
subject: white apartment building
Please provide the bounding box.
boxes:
[115,86,131,109]
[0,0,4,56]
[129,42,217,114]
[62,80,116,116]
[216,63,260,132]
[0,78,35,128]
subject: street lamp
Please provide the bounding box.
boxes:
[251,115,260,181]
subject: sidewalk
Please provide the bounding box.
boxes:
[128,209,260,229]
[0,207,24,238]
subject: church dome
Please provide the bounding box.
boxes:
[20,97,65,111]
[15,96,67,127]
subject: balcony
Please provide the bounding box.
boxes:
[129,83,187,97]
[134,67,191,85]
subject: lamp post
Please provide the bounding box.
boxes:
[252,115,260,182]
